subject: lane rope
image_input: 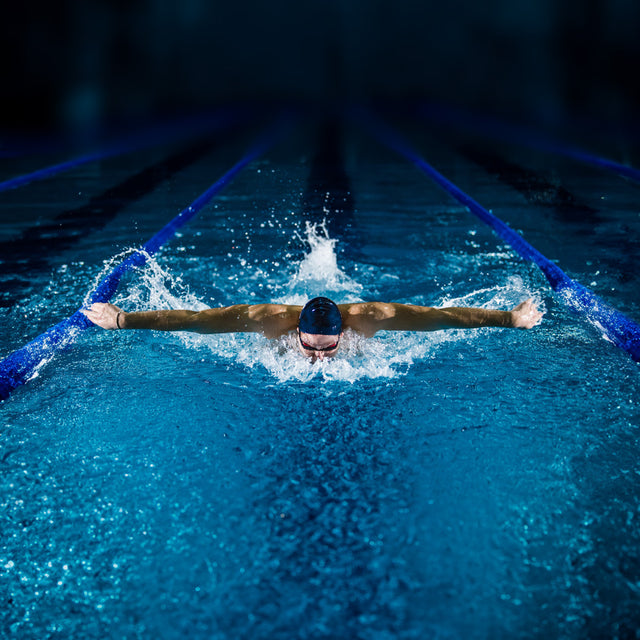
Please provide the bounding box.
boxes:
[0,115,292,400]
[0,109,243,193]
[419,101,640,183]
[361,109,640,362]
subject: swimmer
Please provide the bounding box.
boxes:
[82,296,543,361]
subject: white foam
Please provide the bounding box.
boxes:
[185,329,440,384]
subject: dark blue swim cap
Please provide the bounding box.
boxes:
[298,297,342,335]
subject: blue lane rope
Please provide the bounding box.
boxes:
[419,101,640,184]
[0,116,292,400]
[0,109,243,193]
[361,110,640,362]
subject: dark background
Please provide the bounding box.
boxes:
[2,0,640,136]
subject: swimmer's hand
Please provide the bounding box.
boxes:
[511,298,543,329]
[81,302,123,330]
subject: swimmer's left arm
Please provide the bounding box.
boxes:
[342,299,542,335]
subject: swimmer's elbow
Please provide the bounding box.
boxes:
[193,303,290,335]
[187,305,251,334]
[248,303,298,337]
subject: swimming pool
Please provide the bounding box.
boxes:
[2,111,640,638]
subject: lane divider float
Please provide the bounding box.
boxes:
[0,108,244,193]
[0,115,292,400]
[419,101,640,184]
[362,109,640,362]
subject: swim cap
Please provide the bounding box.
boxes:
[298,297,342,335]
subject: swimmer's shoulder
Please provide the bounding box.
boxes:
[248,303,301,338]
[339,302,396,337]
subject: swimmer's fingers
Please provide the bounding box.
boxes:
[81,302,122,330]
[511,298,544,329]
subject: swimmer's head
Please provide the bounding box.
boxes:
[297,297,343,361]
[298,297,342,335]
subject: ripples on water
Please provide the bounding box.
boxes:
[3,185,639,639]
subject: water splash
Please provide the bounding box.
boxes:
[118,252,208,313]
[440,275,544,312]
[283,221,362,303]
[114,226,537,383]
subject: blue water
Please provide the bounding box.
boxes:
[1,119,640,638]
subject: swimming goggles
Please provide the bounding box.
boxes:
[297,330,340,352]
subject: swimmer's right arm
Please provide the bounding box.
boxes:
[81,302,301,337]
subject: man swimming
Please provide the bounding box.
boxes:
[82,296,543,362]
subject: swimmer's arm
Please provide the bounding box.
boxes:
[81,302,301,337]
[341,299,542,336]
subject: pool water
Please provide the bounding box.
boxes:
[1,115,640,638]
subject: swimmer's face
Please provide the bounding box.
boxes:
[297,329,342,361]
